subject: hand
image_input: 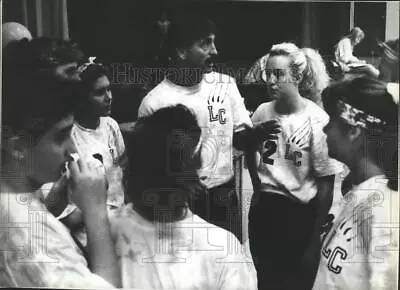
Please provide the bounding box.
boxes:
[119,122,137,134]
[253,120,281,143]
[68,157,108,218]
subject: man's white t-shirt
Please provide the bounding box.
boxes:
[251,99,343,203]
[138,72,252,189]
[0,192,113,288]
[313,176,399,290]
[109,204,257,289]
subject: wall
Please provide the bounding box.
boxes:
[386,1,399,41]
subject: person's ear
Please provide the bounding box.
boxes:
[347,126,363,145]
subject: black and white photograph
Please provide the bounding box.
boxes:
[1,0,399,289]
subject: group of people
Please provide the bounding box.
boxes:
[1,13,398,290]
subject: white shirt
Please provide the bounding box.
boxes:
[0,191,113,288]
[251,99,343,203]
[71,116,126,208]
[335,38,360,71]
[314,176,399,290]
[110,204,257,289]
[138,72,252,189]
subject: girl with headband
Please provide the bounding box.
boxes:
[313,77,398,289]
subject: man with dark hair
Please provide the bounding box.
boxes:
[138,13,279,241]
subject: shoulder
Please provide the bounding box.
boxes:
[141,80,170,102]
[340,38,351,47]
[102,116,120,130]
[304,99,329,126]
[138,80,175,115]
[252,101,275,121]
[357,177,398,214]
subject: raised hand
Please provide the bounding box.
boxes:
[252,119,281,143]
[68,156,108,218]
[234,120,280,151]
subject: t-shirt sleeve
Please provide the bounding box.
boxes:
[310,110,343,177]
[228,78,253,132]
[107,117,126,163]
[0,215,114,288]
[250,103,264,125]
[137,94,154,118]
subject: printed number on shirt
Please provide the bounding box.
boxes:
[262,140,277,165]
[262,141,303,167]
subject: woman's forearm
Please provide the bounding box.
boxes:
[85,211,121,288]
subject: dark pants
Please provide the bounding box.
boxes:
[189,178,242,242]
[248,191,316,290]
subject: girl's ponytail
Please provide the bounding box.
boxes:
[299,48,330,107]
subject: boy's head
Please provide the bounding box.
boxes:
[2,38,82,187]
[125,105,203,222]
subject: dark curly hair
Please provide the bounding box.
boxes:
[124,105,204,222]
[2,37,85,141]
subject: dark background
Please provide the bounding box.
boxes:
[3,0,388,122]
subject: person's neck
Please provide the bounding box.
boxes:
[275,92,305,115]
[75,112,100,130]
[347,157,385,186]
[166,67,204,87]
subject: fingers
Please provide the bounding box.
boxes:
[267,135,279,140]
[76,157,88,172]
[255,120,281,134]
[68,159,80,180]
[50,173,69,194]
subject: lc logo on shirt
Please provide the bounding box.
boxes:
[262,119,311,166]
[207,85,227,125]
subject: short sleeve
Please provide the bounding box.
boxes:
[0,212,114,288]
[251,102,271,126]
[137,94,154,118]
[310,111,343,177]
[107,117,126,162]
[229,79,253,131]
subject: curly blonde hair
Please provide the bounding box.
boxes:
[300,47,330,106]
[267,43,330,106]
